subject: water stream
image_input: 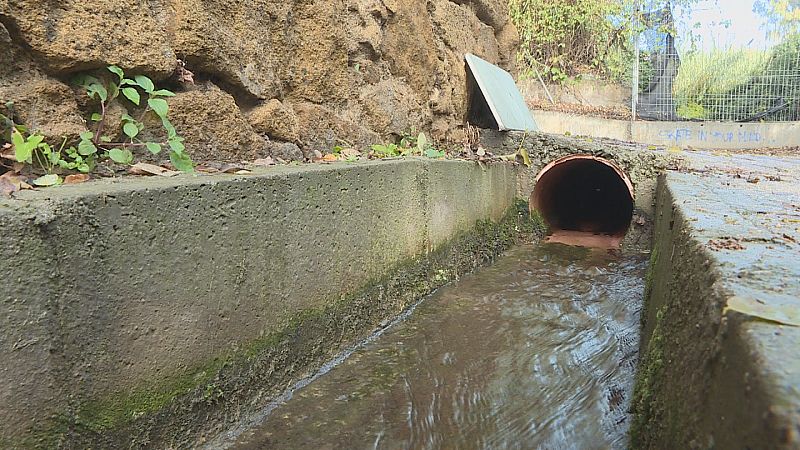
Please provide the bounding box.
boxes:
[221,243,648,449]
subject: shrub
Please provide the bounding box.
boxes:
[509,0,633,83]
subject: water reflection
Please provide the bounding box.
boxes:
[227,244,647,450]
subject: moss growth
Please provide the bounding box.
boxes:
[629,304,668,448]
[74,358,228,433]
[43,201,537,447]
[642,247,659,327]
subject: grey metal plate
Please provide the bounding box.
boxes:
[465,53,539,132]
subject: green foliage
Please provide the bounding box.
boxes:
[3,65,193,187]
[755,0,800,36]
[673,36,800,120]
[675,102,706,120]
[72,65,193,172]
[509,0,632,83]
[9,128,78,183]
[371,131,446,159]
[509,0,701,85]
[370,143,400,157]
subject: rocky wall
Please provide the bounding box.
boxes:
[0,0,518,162]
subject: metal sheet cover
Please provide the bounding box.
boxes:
[465,53,539,132]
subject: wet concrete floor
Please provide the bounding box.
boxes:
[217,244,648,449]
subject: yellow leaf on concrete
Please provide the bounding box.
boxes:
[724,295,800,327]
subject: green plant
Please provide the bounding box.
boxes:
[509,0,700,84]
[9,129,65,185]
[509,0,630,83]
[3,66,194,187]
[74,65,193,172]
[371,132,446,159]
[370,143,400,158]
[672,37,800,121]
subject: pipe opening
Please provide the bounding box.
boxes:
[532,155,634,247]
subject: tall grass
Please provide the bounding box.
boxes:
[673,35,800,120]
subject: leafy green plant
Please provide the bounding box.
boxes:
[371,132,446,159]
[370,143,400,158]
[509,0,630,83]
[10,128,65,185]
[509,0,699,84]
[74,65,193,172]
[2,66,194,187]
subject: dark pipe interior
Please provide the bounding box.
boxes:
[533,159,634,237]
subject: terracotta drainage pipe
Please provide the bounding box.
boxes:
[531,155,635,248]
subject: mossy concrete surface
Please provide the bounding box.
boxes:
[631,168,800,449]
[0,159,527,448]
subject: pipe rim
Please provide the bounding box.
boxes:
[534,154,635,202]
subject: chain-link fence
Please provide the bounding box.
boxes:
[633,1,800,122]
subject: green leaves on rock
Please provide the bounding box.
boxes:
[145,142,161,154]
[424,148,445,159]
[78,137,97,156]
[170,150,194,173]
[122,87,141,105]
[123,122,139,139]
[11,128,39,163]
[148,98,169,118]
[108,148,134,165]
[134,75,155,93]
[87,83,108,102]
[32,174,62,187]
[168,138,185,155]
[9,65,192,187]
[107,65,124,80]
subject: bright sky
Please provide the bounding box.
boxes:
[674,0,775,50]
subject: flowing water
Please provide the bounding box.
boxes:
[221,243,648,450]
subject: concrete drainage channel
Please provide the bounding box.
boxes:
[1,137,798,448]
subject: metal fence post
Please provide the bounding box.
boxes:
[631,2,640,122]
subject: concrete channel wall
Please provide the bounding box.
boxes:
[533,109,800,150]
[632,171,800,449]
[0,159,525,447]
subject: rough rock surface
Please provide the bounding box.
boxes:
[144,82,267,163]
[248,100,300,143]
[0,0,518,161]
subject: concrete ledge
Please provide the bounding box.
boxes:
[533,109,800,150]
[0,159,528,447]
[631,171,800,448]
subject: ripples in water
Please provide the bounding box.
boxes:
[221,243,648,450]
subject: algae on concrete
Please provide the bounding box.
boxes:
[0,159,535,448]
[630,169,800,449]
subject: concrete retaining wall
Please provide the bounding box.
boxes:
[533,109,800,150]
[0,159,525,447]
[631,172,800,448]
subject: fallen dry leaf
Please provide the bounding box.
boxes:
[322,154,338,162]
[708,237,746,251]
[129,162,181,177]
[195,165,220,173]
[0,172,32,196]
[0,177,17,197]
[252,157,276,167]
[64,174,90,184]
[175,59,195,84]
[219,164,249,174]
[725,295,800,327]
[339,148,361,159]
